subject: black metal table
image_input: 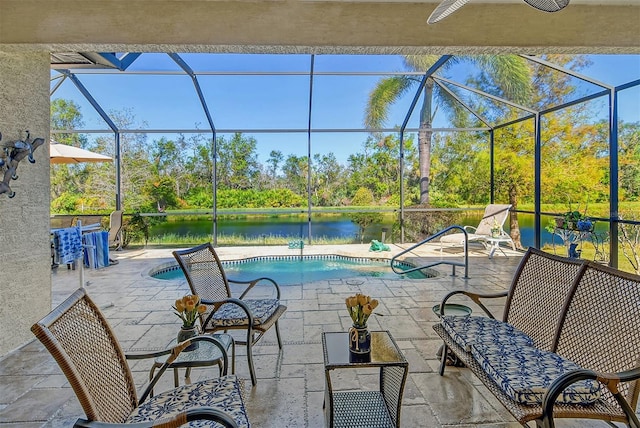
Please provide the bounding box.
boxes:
[322,331,408,428]
[149,333,234,395]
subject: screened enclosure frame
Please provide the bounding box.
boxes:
[50,53,640,267]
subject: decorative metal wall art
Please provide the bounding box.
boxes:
[0,130,45,198]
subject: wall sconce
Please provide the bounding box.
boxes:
[0,130,45,198]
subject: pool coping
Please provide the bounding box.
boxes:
[147,253,439,280]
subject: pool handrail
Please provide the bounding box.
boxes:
[390,226,469,278]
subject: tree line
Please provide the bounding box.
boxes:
[51,54,639,238]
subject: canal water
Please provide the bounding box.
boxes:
[148,212,607,248]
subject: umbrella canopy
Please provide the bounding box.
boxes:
[50,141,112,164]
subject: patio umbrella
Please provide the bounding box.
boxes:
[50,141,112,164]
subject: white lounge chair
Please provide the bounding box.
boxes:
[440,204,515,256]
[108,209,123,251]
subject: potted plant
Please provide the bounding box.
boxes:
[563,210,585,230]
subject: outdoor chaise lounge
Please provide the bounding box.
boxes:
[173,243,287,386]
[440,203,515,255]
[31,288,249,428]
[108,209,123,251]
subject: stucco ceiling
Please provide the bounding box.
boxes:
[1,0,639,54]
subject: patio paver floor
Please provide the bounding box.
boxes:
[0,243,633,427]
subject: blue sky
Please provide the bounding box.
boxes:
[51,54,640,164]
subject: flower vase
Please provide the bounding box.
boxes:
[177,326,199,351]
[348,324,371,355]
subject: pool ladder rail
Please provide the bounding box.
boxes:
[390,225,469,279]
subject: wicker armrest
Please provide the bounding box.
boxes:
[74,406,238,427]
[229,276,282,300]
[541,367,640,428]
[440,289,508,318]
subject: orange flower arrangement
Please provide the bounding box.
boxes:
[345,293,379,327]
[173,295,207,328]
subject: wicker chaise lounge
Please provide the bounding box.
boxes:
[31,288,250,428]
[434,248,640,427]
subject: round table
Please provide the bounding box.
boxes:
[432,303,472,366]
[149,333,234,396]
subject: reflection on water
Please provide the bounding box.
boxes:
[147,212,609,249]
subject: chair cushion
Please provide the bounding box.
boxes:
[471,342,601,405]
[127,375,249,427]
[440,232,486,245]
[442,315,535,352]
[212,299,281,328]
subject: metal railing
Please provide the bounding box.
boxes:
[390,225,469,278]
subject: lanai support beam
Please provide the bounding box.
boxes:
[307,54,315,244]
[490,130,495,204]
[609,88,619,268]
[534,113,542,249]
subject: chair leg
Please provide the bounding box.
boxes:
[439,343,448,376]
[275,320,283,349]
[184,367,192,384]
[246,328,257,386]
[230,338,236,374]
[246,342,256,386]
[148,362,160,398]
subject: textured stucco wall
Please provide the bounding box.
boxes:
[1,1,639,53]
[0,52,51,357]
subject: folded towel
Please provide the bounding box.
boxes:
[83,231,110,269]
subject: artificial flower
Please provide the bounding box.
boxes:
[173,294,207,328]
[345,293,378,327]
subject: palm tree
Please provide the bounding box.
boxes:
[365,55,533,205]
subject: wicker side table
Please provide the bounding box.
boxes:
[322,331,408,428]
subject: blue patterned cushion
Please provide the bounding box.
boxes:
[441,316,535,352]
[126,375,249,427]
[471,342,601,405]
[212,299,280,328]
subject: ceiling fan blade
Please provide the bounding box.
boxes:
[427,0,473,24]
[522,0,570,12]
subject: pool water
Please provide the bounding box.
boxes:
[151,255,436,285]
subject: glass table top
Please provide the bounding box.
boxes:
[432,303,472,318]
[154,333,233,367]
[322,331,407,368]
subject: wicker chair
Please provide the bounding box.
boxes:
[173,243,287,386]
[31,288,250,428]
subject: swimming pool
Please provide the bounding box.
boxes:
[150,255,437,285]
